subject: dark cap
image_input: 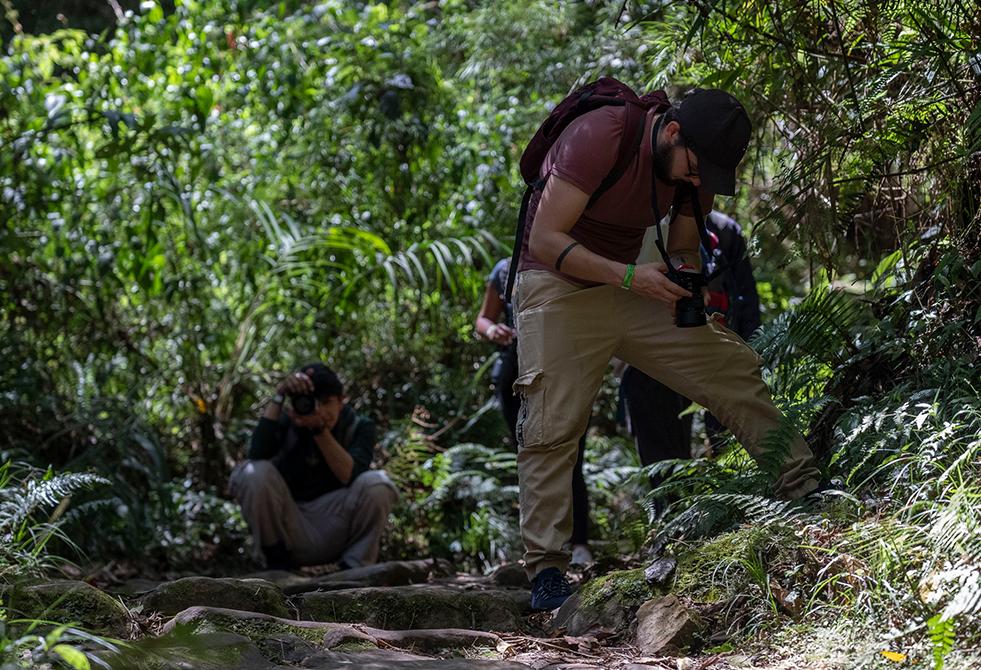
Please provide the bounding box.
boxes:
[676,88,752,196]
[298,362,344,398]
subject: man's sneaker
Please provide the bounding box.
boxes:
[530,567,573,611]
[570,544,594,567]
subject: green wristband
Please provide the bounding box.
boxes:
[621,263,636,290]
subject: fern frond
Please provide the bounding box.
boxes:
[0,470,109,535]
[752,287,866,368]
[927,614,956,669]
[652,492,807,549]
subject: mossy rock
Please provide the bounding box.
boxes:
[673,526,774,603]
[578,568,655,610]
[553,568,656,636]
[7,580,129,636]
[295,585,524,632]
[140,577,289,617]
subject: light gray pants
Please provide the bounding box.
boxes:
[230,460,398,568]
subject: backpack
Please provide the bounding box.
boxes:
[504,77,671,300]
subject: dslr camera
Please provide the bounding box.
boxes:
[665,266,707,328]
[290,393,317,415]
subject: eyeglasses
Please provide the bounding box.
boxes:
[679,134,699,178]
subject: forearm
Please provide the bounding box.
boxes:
[314,432,354,484]
[262,400,282,421]
[526,178,693,306]
[475,315,498,338]
[529,226,629,286]
[666,215,702,270]
[527,176,630,286]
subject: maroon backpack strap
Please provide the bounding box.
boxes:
[588,90,670,208]
[586,102,647,209]
[504,180,540,300]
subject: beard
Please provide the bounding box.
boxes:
[652,134,686,187]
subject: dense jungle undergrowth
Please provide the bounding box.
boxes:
[1,0,979,668]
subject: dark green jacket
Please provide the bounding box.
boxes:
[248,405,376,502]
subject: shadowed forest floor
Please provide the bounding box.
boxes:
[9,542,976,669]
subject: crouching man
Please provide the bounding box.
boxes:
[231,362,397,570]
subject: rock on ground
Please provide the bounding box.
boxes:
[247,558,454,595]
[489,563,529,588]
[139,576,289,617]
[295,584,525,631]
[6,580,130,636]
[634,595,698,655]
[553,569,657,636]
[644,557,677,587]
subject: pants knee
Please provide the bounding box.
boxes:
[363,483,397,513]
[231,460,281,498]
[349,472,397,513]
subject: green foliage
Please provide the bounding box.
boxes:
[1,0,979,663]
[581,433,648,555]
[0,617,110,670]
[632,0,980,659]
[642,0,979,278]
[0,461,108,579]
[61,480,251,572]
[383,427,645,571]
[929,614,957,670]
[384,436,520,570]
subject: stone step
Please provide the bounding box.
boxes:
[294,584,527,632]
[139,576,289,618]
[246,558,455,595]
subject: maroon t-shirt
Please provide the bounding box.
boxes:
[518,105,715,281]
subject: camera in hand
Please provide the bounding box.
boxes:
[290,393,316,415]
[666,267,707,328]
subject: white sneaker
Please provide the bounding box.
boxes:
[570,544,594,567]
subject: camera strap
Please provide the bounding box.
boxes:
[649,115,727,281]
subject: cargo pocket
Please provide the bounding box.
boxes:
[513,369,545,450]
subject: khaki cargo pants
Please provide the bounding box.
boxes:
[513,270,820,579]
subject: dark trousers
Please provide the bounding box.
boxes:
[494,351,590,545]
[621,365,731,487]
[621,366,693,488]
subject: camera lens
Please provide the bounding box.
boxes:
[291,394,316,415]
[668,269,707,328]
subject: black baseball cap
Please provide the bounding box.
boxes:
[676,88,752,196]
[298,362,344,398]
